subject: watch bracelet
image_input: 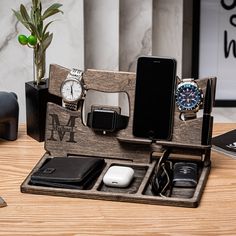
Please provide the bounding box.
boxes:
[64,102,78,111]
[70,68,83,79]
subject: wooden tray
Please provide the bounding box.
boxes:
[21,64,216,207]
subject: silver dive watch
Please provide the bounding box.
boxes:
[175,78,203,121]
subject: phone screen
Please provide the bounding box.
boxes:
[132,57,177,140]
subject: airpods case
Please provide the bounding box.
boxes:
[103,166,134,188]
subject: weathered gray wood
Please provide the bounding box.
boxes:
[45,102,151,163]
[48,64,216,150]
[47,64,150,162]
[21,64,216,208]
[21,153,210,208]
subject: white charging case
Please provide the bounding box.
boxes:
[103,166,134,188]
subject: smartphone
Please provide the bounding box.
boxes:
[132,56,177,140]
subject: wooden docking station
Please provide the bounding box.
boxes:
[21,64,217,208]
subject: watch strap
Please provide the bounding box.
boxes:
[116,113,129,130]
[69,68,83,80]
[179,112,197,121]
[87,112,93,128]
[182,78,194,82]
[63,101,78,111]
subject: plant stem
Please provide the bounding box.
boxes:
[34,46,46,85]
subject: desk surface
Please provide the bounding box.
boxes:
[0,124,236,235]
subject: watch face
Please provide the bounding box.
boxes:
[61,79,83,102]
[175,82,203,111]
[92,110,116,132]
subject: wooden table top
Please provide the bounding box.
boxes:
[0,123,236,235]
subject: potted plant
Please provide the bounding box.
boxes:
[13,0,63,142]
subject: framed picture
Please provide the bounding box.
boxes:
[195,0,236,106]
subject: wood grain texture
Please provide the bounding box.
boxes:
[44,102,151,163]
[0,124,236,235]
[23,135,209,208]
[48,64,216,148]
[47,65,216,163]
[48,64,151,163]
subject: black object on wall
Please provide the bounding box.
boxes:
[0,91,19,141]
[25,79,61,142]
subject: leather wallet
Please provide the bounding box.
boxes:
[30,157,105,190]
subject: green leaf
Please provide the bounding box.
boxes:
[12,9,22,21]
[42,21,53,37]
[27,22,40,40]
[43,31,50,40]
[12,9,31,32]
[39,2,42,13]
[43,3,63,13]
[41,33,53,51]
[38,20,44,38]
[42,8,63,20]
[20,4,30,22]
[31,1,41,26]
[32,0,39,8]
[30,6,34,21]
[42,3,63,20]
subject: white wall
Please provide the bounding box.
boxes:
[199,0,236,100]
[0,0,192,122]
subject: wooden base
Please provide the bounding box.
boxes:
[21,153,211,208]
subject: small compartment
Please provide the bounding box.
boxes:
[143,159,204,199]
[98,164,148,194]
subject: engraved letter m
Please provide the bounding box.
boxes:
[47,114,78,143]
